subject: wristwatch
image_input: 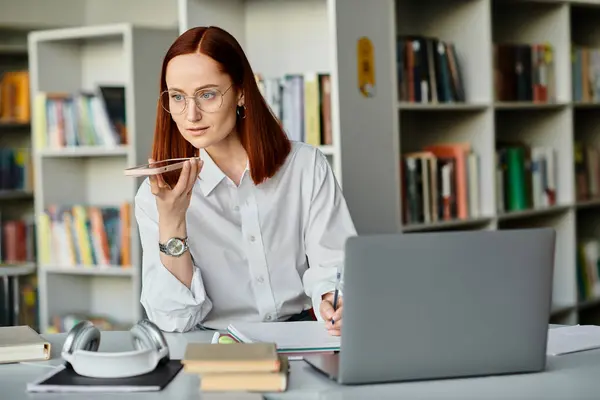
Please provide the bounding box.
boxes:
[159,237,189,257]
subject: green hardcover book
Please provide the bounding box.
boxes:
[506,147,527,211]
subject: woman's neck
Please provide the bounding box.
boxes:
[205,134,248,186]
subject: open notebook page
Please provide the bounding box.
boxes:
[547,325,600,356]
[227,321,340,353]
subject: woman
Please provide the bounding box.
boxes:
[134,26,356,335]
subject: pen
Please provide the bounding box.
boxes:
[331,271,341,325]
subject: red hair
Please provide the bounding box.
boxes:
[151,26,291,187]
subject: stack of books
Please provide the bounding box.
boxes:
[181,342,288,392]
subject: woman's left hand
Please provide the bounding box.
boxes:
[320,292,343,336]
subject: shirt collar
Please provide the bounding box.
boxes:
[197,148,251,196]
[198,148,226,196]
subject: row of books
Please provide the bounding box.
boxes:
[577,238,600,303]
[37,203,131,268]
[0,216,35,264]
[255,73,332,147]
[0,147,33,192]
[401,141,560,225]
[32,86,127,150]
[572,45,600,103]
[397,36,465,104]
[397,39,556,104]
[494,43,556,104]
[496,144,557,213]
[0,273,39,330]
[0,70,29,123]
[402,143,479,225]
[575,142,600,201]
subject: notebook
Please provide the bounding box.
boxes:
[547,325,600,356]
[26,360,183,393]
[226,321,340,353]
[0,325,51,364]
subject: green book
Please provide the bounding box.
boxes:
[506,147,527,211]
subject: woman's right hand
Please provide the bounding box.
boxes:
[149,157,203,223]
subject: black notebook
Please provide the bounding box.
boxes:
[27,360,183,393]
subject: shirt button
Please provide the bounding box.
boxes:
[257,275,264,283]
[266,315,272,321]
[233,205,239,211]
[249,235,255,242]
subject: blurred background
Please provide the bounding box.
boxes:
[1,0,600,334]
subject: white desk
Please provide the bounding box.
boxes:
[2,325,600,399]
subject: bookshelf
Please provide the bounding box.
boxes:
[0,27,37,328]
[178,0,341,180]
[310,0,600,326]
[28,23,178,333]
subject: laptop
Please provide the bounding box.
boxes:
[304,227,555,385]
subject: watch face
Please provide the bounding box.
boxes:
[166,238,185,255]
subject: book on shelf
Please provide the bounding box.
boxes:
[32,86,126,150]
[401,143,480,225]
[0,147,33,192]
[397,35,465,104]
[255,72,332,147]
[496,142,556,214]
[576,239,600,303]
[0,70,29,123]
[494,43,555,103]
[575,141,600,202]
[18,276,39,332]
[572,45,600,103]
[0,215,35,264]
[37,203,131,269]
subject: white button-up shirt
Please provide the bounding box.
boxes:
[135,141,357,332]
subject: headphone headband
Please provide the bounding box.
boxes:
[61,319,169,378]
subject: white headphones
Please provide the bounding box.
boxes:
[61,319,170,378]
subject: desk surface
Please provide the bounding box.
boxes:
[2,325,600,399]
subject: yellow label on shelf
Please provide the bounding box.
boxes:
[357,37,376,98]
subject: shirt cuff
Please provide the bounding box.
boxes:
[311,282,338,322]
[142,263,212,332]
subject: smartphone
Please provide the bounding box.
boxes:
[123,157,199,177]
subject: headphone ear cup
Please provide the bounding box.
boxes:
[73,324,101,352]
[130,319,170,364]
[61,320,100,369]
[62,320,101,354]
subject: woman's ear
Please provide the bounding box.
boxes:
[237,90,245,107]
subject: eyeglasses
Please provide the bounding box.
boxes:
[159,84,233,114]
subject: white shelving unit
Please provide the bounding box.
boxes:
[177,0,343,180]
[28,23,178,333]
[326,0,600,326]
